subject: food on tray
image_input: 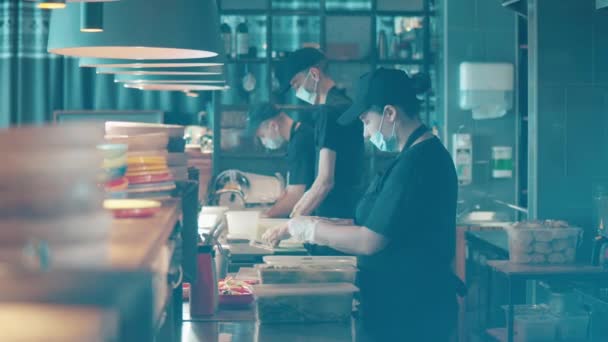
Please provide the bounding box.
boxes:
[507,220,581,264]
[218,277,253,295]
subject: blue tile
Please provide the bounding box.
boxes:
[564,87,608,178]
[446,0,477,29]
[476,0,517,30]
[537,1,593,84]
[484,29,515,62]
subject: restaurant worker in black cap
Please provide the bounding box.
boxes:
[263,68,461,341]
[278,48,364,222]
[247,103,315,218]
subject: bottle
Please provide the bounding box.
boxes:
[491,146,513,178]
[220,23,232,58]
[190,245,218,316]
[452,133,472,186]
[236,21,249,58]
[377,29,387,60]
[389,32,399,59]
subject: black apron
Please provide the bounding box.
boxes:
[354,125,463,341]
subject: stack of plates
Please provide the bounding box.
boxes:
[124,152,176,199]
[97,143,128,198]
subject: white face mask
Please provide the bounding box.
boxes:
[295,70,318,105]
[369,110,398,152]
[260,124,285,150]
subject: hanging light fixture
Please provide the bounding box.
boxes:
[27,0,67,10]
[124,83,229,92]
[96,66,223,76]
[80,2,103,32]
[27,0,119,10]
[48,0,222,59]
[79,57,224,68]
[113,73,226,84]
[185,91,199,98]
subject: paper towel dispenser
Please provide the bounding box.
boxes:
[459,62,514,120]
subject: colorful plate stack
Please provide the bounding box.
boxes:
[97,143,129,199]
[124,151,176,199]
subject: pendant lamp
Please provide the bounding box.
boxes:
[96,66,223,75]
[113,73,226,83]
[80,2,103,32]
[185,92,199,98]
[124,83,229,92]
[79,57,224,68]
[27,0,119,10]
[28,0,66,9]
[48,0,222,59]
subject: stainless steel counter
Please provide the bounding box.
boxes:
[182,304,368,342]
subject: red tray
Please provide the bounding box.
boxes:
[126,173,173,185]
[219,293,254,309]
[112,207,160,219]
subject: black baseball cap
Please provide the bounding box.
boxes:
[247,103,280,135]
[277,48,326,94]
[338,68,421,125]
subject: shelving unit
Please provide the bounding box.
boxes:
[211,0,439,177]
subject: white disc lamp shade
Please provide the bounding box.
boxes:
[113,73,226,83]
[80,2,103,32]
[27,0,66,9]
[27,0,119,10]
[48,0,222,59]
[96,66,223,76]
[79,57,224,68]
[124,83,229,92]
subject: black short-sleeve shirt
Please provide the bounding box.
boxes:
[313,87,365,219]
[356,137,458,279]
[286,123,315,188]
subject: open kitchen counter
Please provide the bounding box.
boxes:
[109,200,181,269]
[182,303,364,342]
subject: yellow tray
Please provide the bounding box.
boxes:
[126,164,168,173]
[127,156,167,165]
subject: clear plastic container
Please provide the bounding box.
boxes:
[256,264,358,284]
[226,210,261,240]
[513,314,559,342]
[502,304,551,329]
[505,225,582,264]
[556,313,590,341]
[262,256,358,267]
[253,283,358,323]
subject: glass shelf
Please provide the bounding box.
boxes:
[220,15,268,59]
[376,15,425,61]
[325,16,372,60]
[271,15,321,58]
[325,0,371,11]
[377,0,424,11]
[272,0,320,11]
[220,0,267,10]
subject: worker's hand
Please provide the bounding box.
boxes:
[261,224,291,248]
[287,216,320,243]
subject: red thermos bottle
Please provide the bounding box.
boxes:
[189,245,218,316]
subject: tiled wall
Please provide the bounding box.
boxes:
[440,0,518,216]
[529,0,608,231]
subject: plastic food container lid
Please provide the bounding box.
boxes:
[253,283,358,297]
[262,256,358,267]
[255,264,358,271]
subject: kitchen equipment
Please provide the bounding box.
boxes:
[103,199,162,218]
[592,185,608,266]
[453,132,473,186]
[190,245,219,316]
[459,62,514,120]
[220,22,232,58]
[255,264,358,284]
[492,146,513,178]
[225,211,261,240]
[253,283,358,323]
